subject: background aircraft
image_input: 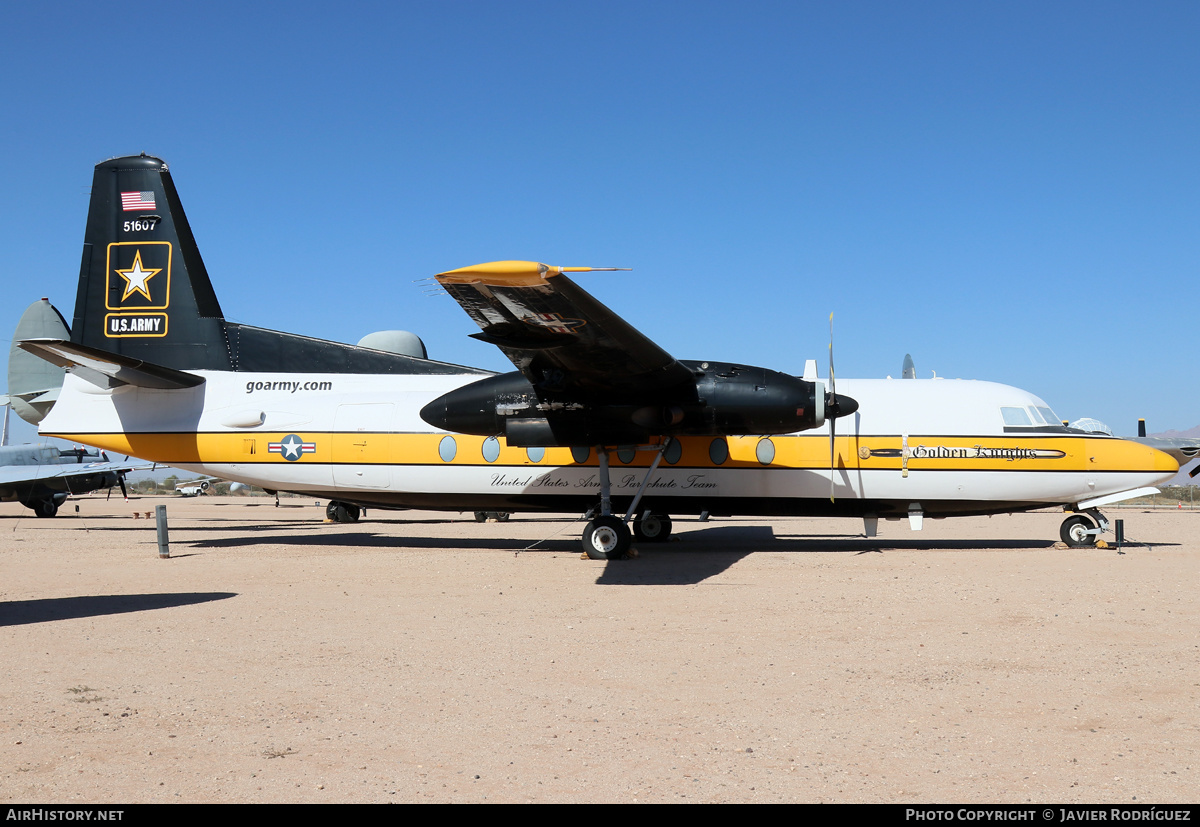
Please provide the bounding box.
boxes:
[0,404,144,516]
[4,298,154,515]
[175,477,216,496]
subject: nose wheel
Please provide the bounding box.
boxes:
[1060,509,1109,547]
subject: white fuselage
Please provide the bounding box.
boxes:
[40,370,1178,518]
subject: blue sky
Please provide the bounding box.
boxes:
[3,0,1198,444]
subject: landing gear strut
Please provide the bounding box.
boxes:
[581,448,631,559]
[580,440,674,559]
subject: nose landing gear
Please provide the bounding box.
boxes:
[1060,508,1109,547]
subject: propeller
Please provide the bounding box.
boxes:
[117,470,129,501]
[826,313,860,502]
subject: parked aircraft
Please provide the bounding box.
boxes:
[21,155,1179,555]
[0,405,142,516]
[175,477,215,496]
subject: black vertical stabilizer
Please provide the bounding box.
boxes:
[72,154,232,370]
[66,155,485,377]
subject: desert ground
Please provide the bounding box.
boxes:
[1,495,1196,803]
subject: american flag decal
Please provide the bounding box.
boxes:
[121,191,157,211]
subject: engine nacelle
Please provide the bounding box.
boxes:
[420,360,857,447]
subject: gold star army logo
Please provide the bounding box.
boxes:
[105,241,171,338]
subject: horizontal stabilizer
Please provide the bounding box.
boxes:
[17,339,204,390]
[9,388,60,406]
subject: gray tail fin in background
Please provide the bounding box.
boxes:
[8,298,70,424]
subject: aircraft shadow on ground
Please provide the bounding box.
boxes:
[185,533,582,553]
[0,592,237,627]
[594,525,1117,584]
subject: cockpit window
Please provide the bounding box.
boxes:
[1036,406,1059,426]
[1028,407,1047,424]
[1001,407,1032,427]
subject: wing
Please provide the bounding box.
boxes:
[435,261,695,397]
[0,461,146,487]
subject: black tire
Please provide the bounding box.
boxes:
[473,511,488,523]
[33,499,58,518]
[326,501,360,523]
[633,511,672,542]
[1060,515,1097,547]
[582,516,631,560]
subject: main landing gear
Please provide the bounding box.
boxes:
[1060,508,1109,548]
[326,501,361,523]
[580,441,674,560]
[23,497,60,518]
[473,511,511,522]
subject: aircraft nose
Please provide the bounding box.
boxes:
[1150,446,1180,477]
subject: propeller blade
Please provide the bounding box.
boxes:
[829,313,836,502]
[118,471,129,501]
[823,314,862,501]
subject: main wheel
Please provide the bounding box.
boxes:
[582,515,632,560]
[1060,515,1097,547]
[326,501,360,523]
[32,499,58,518]
[633,511,672,542]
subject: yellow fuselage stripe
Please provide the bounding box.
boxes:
[45,432,1175,474]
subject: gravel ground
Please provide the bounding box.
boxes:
[1,496,1196,803]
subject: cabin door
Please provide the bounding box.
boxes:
[333,403,394,489]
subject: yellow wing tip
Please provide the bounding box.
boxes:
[435,261,628,286]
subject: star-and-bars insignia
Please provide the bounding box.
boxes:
[269,435,316,461]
